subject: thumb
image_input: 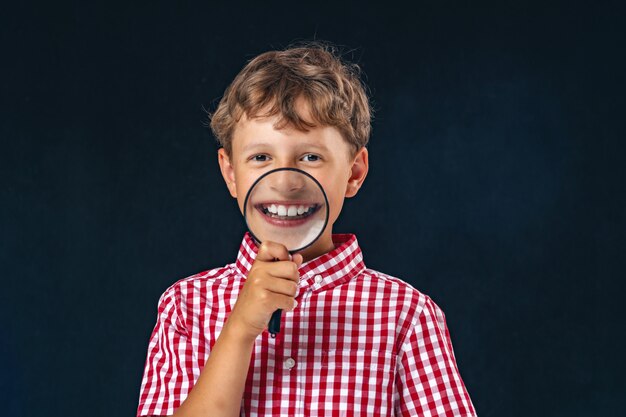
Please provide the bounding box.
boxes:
[292,253,304,268]
[256,241,290,262]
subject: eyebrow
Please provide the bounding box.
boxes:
[241,142,331,153]
[241,143,273,153]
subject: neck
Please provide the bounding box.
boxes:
[297,233,336,262]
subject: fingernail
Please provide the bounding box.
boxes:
[294,300,298,309]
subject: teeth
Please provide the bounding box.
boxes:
[262,204,315,217]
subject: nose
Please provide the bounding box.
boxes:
[268,169,306,194]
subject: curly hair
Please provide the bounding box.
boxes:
[209,42,372,157]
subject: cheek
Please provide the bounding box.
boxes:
[235,180,254,213]
[324,185,347,222]
[233,169,253,194]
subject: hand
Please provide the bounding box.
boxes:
[226,241,303,342]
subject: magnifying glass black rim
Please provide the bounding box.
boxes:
[243,167,330,254]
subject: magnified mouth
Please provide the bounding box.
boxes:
[254,201,321,227]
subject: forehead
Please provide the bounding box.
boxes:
[232,112,346,154]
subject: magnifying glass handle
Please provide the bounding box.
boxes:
[268,309,282,337]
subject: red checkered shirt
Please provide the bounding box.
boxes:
[138,233,476,416]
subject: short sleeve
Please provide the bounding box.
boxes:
[394,296,477,416]
[137,285,194,416]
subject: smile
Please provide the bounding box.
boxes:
[255,203,320,220]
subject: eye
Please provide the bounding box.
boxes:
[301,154,320,162]
[250,154,269,162]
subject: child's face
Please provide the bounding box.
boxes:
[218,102,368,257]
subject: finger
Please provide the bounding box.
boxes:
[291,253,303,268]
[264,277,299,297]
[256,241,290,262]
[265,261,300,282]
[272,293,298,312]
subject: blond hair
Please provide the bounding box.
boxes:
[209,42,372,156]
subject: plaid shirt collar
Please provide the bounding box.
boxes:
[234,232,366,293]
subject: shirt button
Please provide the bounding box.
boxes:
[284,357,296,370]
[314,274,323,284]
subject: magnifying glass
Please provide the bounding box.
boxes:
[243,168,329,337]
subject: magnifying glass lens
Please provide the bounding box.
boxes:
[244,168,329,253]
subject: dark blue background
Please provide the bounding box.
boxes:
[1,1,624,416]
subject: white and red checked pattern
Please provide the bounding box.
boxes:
[138,233,476,416]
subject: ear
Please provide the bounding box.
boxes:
[217,148,238,198]
[345,147,369,198]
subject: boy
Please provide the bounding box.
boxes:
[137,43,477,417]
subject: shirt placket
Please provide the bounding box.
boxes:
[292,270,327,415]
[284,268,321,413]
[276,295,300,415]
[284,272,316,415]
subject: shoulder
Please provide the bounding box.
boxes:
[357,267,442,325]
[161,263,238,296]
[155,263,241,318]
